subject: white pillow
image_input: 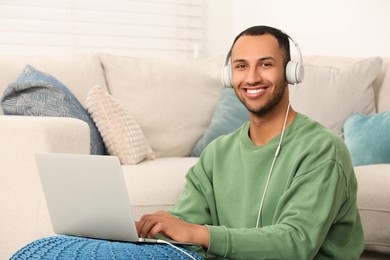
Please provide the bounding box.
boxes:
[290,57,383,137]
[85,85,155,165]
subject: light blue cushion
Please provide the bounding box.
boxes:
[344,111,390,166]
[0,65,105,155]
[192,88,248,156]
[11,236,202,260]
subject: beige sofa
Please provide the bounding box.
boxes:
[0,54,389,259]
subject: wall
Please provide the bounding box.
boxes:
[201,0,234,58]
[229,0,390,58]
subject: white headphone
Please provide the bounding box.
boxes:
[221,34,304,88]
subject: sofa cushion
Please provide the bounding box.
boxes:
[100,54,224,158]
[0,65,105,155]
[86,85,155,165]
[372,57,390,113]
[0,54,108,115]
[354,164,390,255]
[344,111,390,166]
[291,57,382,138]
[121,157,198,220]
[192,88,248,156]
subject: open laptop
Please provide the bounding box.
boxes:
[35,152,194,246]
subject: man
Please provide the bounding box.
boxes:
[137,25,364,259]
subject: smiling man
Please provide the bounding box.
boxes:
[137,25,364,259]
[230,32,294,146]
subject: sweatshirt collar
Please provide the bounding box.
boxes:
[241,113,305,149]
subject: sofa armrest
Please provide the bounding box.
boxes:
[355,164,390,257]
[0,115,91,259]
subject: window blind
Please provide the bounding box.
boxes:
[0,0,203,59]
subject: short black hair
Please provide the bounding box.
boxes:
[229,25,291,67]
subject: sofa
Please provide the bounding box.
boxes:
[0,54,389,259]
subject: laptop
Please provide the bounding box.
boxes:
[35,152,194,246]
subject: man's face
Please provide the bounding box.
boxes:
[231,34,288,116]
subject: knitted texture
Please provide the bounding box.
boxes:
[85,85,155,165]
[11,236,202,260]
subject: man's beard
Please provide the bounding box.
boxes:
[238,80,287,117]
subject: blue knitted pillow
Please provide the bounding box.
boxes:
[11,236,203,260]
[0,65,105,155]
[344,111,390,166]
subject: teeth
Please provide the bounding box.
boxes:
[247,88,264,94]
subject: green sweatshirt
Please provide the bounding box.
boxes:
[169,113,364,259]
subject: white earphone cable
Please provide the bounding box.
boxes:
[156,239,197,260]
[255,83,298,228]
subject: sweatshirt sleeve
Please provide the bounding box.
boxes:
[168,154,217,226]
[206,159,357,259]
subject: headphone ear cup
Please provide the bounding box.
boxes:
[286,60,304,84]
[221,64,233,88]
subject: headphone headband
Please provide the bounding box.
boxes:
[286,34,303,69]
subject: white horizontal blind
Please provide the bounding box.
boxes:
[0,0,203,59]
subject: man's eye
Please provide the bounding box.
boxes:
[235,64,246,69]
[261,63,272,67]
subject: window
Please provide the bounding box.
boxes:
[0,0,203,59]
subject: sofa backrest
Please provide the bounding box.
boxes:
[99,54,224,158]
[0,54,387,158]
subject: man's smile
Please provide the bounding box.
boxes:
[242,86,269,98]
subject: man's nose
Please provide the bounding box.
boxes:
[245,66,262,84]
